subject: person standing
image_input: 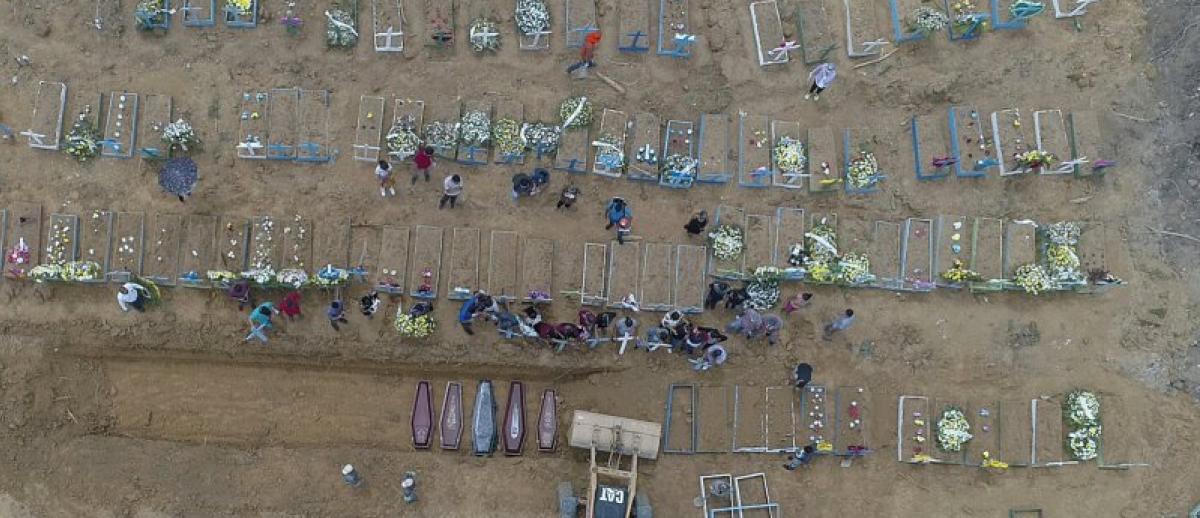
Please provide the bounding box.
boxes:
[556,185,580,209]
[327,300,350,331]
[511,173,533,201]
[116,282,150,312]
[279,291,302,321]
[805,62,837,101]
[763,313,784,346]
[792,363,814,390]
[360,291,381,318]
[605,197,630,230]
[227,279,252,311]
[412,146,435,184]
[783,444,817,470]
[783,292,813,314]
[458,296,480,335]
[727,307,764,338]
[246,302,279,343]
[376,159,397,197]
[566,31,602,75]
[823,309,855,339]
[440,174,463,209]
[684,210,708,236]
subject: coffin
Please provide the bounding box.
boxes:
[472,380,497,456]
[411,380,434,449]
[502,381,527,455]
[538,389,558,452]
[440,381,463,450]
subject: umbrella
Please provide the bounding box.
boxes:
[158,157,198,197]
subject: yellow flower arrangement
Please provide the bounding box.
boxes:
[227,0,253,15]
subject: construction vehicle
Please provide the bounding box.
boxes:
[558,411,659,518]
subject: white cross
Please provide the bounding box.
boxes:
[768,40,800,62]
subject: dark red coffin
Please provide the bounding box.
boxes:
[537,389,557,452]
[411,381,434,449]
[502,381,526,456]
[440,381,463,450]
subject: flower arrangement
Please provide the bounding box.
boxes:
[1015,149,1055,170]
[326,3,359,48]
[910,6,950,33]
[64,110,101,162]
[469,18,501,52]
[950,0,988,36]
[6,238,32,278]
[847,150,880,190]
[206,270,240,282]
[804,223,838,269]
[515,0,550,36]
[522,123,561,154]
[64,260,102,281]
[594,134,625,170]
[29,264,63,282]
[708,225,744,261]
[936,406,973,452]
[251,216,276,271]
[491,119,522,158]
[422,121,459,152]
[1046,244,1081,281]
[276,268,309,288]
[135,0,169,30]
[162,119,200,153]
[395,306,437,338]
[941,259,982,283]
[385,116,421,159]
[772,136,807,175]
[745,266,783,310]
[559,97,593,129]
[241,266,276,286]
[527,289,551,301]
[1013,263,1053,295]
[662,153,697,176]
[227,0,253,16]
[838,253,872,285]
[1044,221,1079,246]
[46,221,74,266]
[1064,390,1100,461]
[314,264,349,287]
[787,243,805,267]
[459,110,492,148]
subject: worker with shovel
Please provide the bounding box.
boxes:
[566,31,602,76]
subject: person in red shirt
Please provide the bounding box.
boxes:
[411,146,434,184]
[566,31,601,75]
[279,291,302,321]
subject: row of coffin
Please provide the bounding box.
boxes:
[412,380,560,456]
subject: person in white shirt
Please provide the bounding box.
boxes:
[439,174,463,209]
[116,282,148,312]
[805,62,837,101]
[376,159,397,197]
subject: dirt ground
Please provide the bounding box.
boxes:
[0,0,1199,516]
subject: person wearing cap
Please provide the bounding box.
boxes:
[566,31,602,75]
[342,464,363,487]
[327,300,350,331]
[805,62,837,101]
[511,172,534,200]
[411,146,434,184]
[440,174,464,209]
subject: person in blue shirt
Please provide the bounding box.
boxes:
[605,197,630,230]
[458,296,480,336]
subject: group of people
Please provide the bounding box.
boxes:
[231,279,392,343]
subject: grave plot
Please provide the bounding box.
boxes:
[464,0,502,53]
[901,217,934,291]
[798,385,830,451]
[843,128,891,194]
[732,385,767,452]
[1075,222,1121,294]
[794,0,838,64]
[314,217,352,274]
[769,119,805,190]
[592,109,629,177]
[617,0,651,52]
[989,0,1042,30]
[136,94,172,160]
[223,0,258,27]
[660,119,697,188]
[949,105,994,177]
[278,214,314,274]
[998,398,1034,467]
[933,214,971,289]
[44,214,79,267]
[657,0,693,57]
[24,81,67,150]
[182,0,217,26]
[349,225,382,281]
[736,113,772,188]
[424,97,460,160]
[895,395,929,463]
[78,209,114,282]
[554,124,590,174]
[805,212,839,285]
[743,212,775,272]
[627,112,662,182]
[376,226,410,293]
[969,217,1004,291]
[696,114,731,184]
[806,127,839,193]
[520,237,555,303]
[964,400,1002,466]
[990,108,1031,176]
[456,99,492,166]
[93,0,120,31]
[177,214,214,286]
[486,230,520,301]
[708,205,747,280]
[911,113,954,180]
[1002,219,1037,288]
[844,0,889,58]
[1033,109,1073,175]
[639,243,674,312]
[516,0,553,50]
[606,241,641,309]
[388,98,426,160]
[929,397,971,465]
[869,220,902,290]
[1031,395,1070,466]
[492,97,526,165]
[297,90,334,162]
[423,0,457,55]
[267,88,301,160]
[353,95,386,162]
[109,212,145,281]
[373,0,406,52]
[144,213,183,286]
[947,0,989,40]
[751,1,788,65]
[663,384,697,453]
[731,474,778,516]
[764,386,798,452]
[1068,110,1112,177]
[696,385,734,452]
[447,227,481,300]
[1052,0,1096,17]
[134,0,172,30]
[673,244,706,313]
[215,215,250,275]
[101,92,138,158]
[564,0,599,48]
[1097,393,1150,469]
[833,385,869,456]
[579,242,609,306]
[888,0,939,43]
[773,207,806,279]
[248,216,282,277]
[237,90,269,159]
[409,225,444,299]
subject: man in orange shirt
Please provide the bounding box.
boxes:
[566,31,601,75]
